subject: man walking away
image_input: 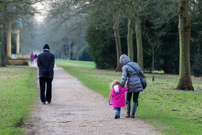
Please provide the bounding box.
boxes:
[37,44,55,104]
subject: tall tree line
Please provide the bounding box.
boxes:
[83,0,197,90]
[11,0,198,90]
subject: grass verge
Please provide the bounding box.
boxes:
[0,65,38,135]
[56,59,202,135]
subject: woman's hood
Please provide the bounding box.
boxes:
[120,54,131,65]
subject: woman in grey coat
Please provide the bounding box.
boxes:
[120,54,145,118]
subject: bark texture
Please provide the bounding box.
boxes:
[0,25,6,67]
[114,21,122,71]
[176,0,194,90]
[6,20,12,59]
[134,14,144,70]
[127,19,134,62]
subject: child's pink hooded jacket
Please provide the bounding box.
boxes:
[30,53,35,59]
[109,85,128,108]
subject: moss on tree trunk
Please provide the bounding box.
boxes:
[127,19,134,62]
[0,25,6,67]
[134,14,144,70]
[176,0,194,90]
[114,21,122,71]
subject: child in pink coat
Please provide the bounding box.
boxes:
[109,80,128,119]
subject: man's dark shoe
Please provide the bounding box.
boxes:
[42,102,45,105]
[48,101,51,104]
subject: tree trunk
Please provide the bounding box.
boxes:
[127,19,134,61]
[0,28,2,66]
[114,21,122,71]
[61,50,64,59]
[69,43,71,60]
[152,50,155,82]
[6,20,12,59]
[134,14,144,70]
[176,0,194,90]
[0,25,6,67]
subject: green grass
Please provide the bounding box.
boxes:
[56,59,202,135]
[0,66,38,135]
[145,69,165,74]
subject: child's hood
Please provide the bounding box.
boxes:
[113,85,120,93]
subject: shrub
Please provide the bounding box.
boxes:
[85,26,117,69]
[77,45,92,61]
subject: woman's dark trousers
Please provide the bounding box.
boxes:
[39,78,53,103]
[126,92,139,117]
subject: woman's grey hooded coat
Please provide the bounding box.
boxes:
[120,54,145,93]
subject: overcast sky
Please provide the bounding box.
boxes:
[33,1,49,24]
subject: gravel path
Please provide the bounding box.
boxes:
[25,65,163,135]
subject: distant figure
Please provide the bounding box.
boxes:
[30,53,35,65]
[37,44,55,105]
[120,54,145,118]
[34,53,38,63]
[109,80,128,119]
[11,54,16,59]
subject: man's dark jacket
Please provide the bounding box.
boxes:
[37,50,55,79]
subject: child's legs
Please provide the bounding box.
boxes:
[118,108,121,114]
[114,107,121,114]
